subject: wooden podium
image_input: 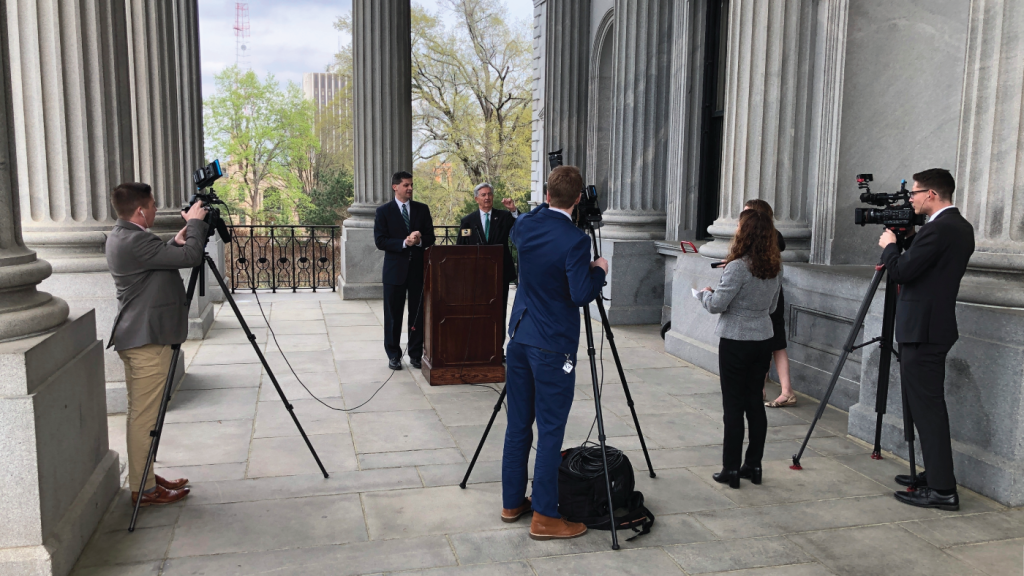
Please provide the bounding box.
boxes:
[421,245,506,385]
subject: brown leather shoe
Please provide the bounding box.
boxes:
[501,497,532,523]
[156,474,189,490]
[529,512,587,540]
[131,485,190,507]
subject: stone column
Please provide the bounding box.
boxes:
[529,0,546,206]
[593,0,673,324]
[340,0,411,299]
[0,3,118,571]
[542,0,589,179]
[955,0,1024,308]
[699,0,815,262]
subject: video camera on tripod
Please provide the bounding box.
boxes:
[853,174,925,235]
[183,159,232,243]
[547,149,602,228]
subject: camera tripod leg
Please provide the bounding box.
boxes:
[900,372,919,490]
[583,306,619,550]
[460,385,507,489]
[593,297,656,478]
[871,273,900,460]
[792,266,886,470]
[204,255,329,478]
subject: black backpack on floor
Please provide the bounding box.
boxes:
[558,445,655,540]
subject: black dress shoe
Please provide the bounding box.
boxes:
[388,358,402,370]
[895,470,927,488]
[713,469,740,489]
[410,358,422,369]
[739,464,762,485]
[895,487,959,511]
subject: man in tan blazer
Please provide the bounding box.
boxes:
[106,182,207,506]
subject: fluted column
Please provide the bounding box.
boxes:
[542,0,589,180]
[955,0,1024,307]
[340,0,411,298]
[0,8,68,340]
[700,0,814,261]
[603,0,673,240]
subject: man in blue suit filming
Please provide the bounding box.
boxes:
[500,165,608,540]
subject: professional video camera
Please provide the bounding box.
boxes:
[183,159,231,242]
[853,174,925,235]
[547,149,603,228]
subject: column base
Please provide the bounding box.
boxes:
[590,239,665,325]
[0,311,119,576]
[663,253,724,373]
[339,222,383,300]
[187,301,215,340]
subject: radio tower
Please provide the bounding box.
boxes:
[234,3,250,69]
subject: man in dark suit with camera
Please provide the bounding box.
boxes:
[878,168,975,511]
[457,182,519,347]
[374,171,436,370]
[106,182,207,507]
[500,165,608,540]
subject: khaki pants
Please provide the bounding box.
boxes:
[118,343,173,492]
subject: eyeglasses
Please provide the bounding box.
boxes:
[910,189,932,197]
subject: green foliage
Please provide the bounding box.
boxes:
[204,65,351,226]
[299,168,354,226]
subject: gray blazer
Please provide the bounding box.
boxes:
[700,258,782,341]
[105,218,208,351]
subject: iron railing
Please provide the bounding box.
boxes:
[226,226,339,293]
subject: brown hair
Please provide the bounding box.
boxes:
[727,209,781,280]
[547,165,582,209]
[111,182,154,219]
[912,168,955,201]
[744,199,774,219]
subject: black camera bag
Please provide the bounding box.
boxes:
[558,446,654,540]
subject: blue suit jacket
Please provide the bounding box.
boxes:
[507,204,605,354]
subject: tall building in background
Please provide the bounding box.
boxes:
[303,72,350,154]
[234,3,251,68]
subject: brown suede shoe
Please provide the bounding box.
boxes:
[529,512,587,540]
[131,485,190,507]
[501,497,532,523]
[155,474,189,490]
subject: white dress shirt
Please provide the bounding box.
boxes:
[549,206,573,221]
[928,205,955,223]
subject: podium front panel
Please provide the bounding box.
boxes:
[422,245,506,385]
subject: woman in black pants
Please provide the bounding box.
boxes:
[699,210,782,488]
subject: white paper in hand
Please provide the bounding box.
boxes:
[692,288,701,299]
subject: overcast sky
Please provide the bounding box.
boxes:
[198,0,535,99]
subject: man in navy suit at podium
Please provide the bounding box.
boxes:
[374,171,436,371]
[500,165,608,541]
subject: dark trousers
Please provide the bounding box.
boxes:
[383,276,424,361]
[900,342,956,491]
[719,337,773,470]
[502,340,576,517]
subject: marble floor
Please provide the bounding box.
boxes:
[79,291,1023,575]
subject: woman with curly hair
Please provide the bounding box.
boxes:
[699,209,782,488]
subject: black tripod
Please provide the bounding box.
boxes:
[459,219,656,551]
[790,239,920,488]
[129,252,328,531]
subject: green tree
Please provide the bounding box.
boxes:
[299,168,354,226]
[204,66,313,224]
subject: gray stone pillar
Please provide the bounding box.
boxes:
[529,1,546,205]
[955,0,1024,309]
[593,0,673,324]
[8,0,204,412]
[0,3,118,571]
[340,0,411,299]
[700,0,814,262]
[542,0,589,179]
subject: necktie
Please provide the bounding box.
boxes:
[401,203,410,233]
[483,213,490,241]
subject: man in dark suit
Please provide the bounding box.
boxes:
[500,165,608,540]
[374,171,436,370]
[878,168,975,511]
[106,182,206,507]
[456,182,519,346]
